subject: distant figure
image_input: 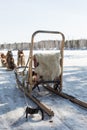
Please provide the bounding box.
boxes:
[17,50,25,66]
[6,50,16,70]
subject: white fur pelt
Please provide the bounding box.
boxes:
[34,52,61,80]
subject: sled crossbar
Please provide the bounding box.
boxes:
[37,80,60,84]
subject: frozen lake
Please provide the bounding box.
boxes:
[0,50,87,130]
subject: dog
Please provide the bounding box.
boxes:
[25,106,44,120]
[6,50,16,70]
[0,53,7,67]
[17,50,25,67]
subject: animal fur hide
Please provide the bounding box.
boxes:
[33,52,61,81]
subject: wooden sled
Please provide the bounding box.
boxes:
[15,30,87,119]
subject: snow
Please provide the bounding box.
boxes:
[0,50,87,130]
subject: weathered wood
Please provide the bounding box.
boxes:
[44,85,87,109]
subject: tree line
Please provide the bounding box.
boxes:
[0,39,87,50]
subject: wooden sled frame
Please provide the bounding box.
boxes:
[28,30,65,93]
[15,30,87,119]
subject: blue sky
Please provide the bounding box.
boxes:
[0,0,87,43]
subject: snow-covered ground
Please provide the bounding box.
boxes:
[0,50,87,130]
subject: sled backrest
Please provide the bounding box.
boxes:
[29,30,65,92]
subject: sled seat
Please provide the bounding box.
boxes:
[33,52,61,81]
